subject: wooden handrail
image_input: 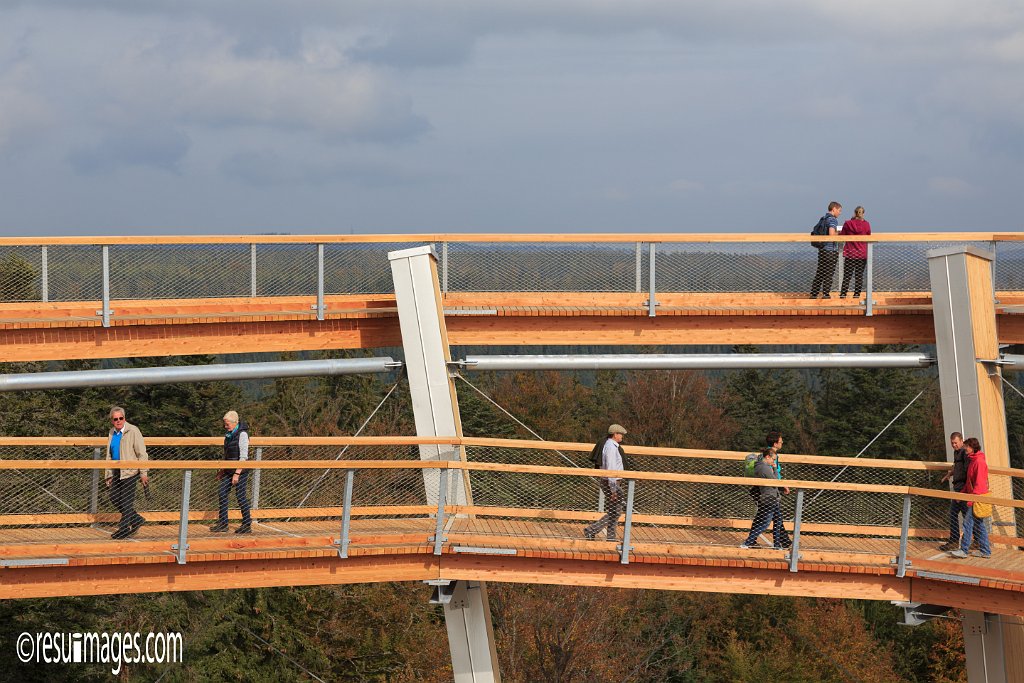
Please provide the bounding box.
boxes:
[0,435,962,473]
[0,457,1019,507]
[0,232,1018,247]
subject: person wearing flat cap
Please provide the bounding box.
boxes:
[584,424,628,541]
[211,410,252,534]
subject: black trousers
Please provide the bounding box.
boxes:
[840,257,866,297]
[810,250,839,297]
[585,480,624,539]
[218,470,252,526]
[110,471,141,529]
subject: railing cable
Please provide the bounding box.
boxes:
[288,380,401,518]
[805,387,927,508]
[454,373,581,469]
[11,468,75,511]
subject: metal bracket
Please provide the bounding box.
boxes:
[1,558,69,568]
[451,546,517,556]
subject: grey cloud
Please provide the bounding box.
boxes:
[220,149,424,188]
[68,126,189,174]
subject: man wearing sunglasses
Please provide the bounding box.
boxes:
[104,406,149,540]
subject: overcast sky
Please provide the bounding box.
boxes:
[1,1,1022,236]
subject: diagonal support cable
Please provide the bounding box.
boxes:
[454,373,582,469]
[288,380,401,516]
[12,468,75,511]
[805,387,927,508]
[1001,374,1024,402]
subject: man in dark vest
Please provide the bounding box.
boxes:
[212,410,252,534]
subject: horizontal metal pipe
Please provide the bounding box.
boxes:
[0,358,401,392]
[999,354,1024,371]
[460,353,934,371]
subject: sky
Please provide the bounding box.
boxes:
[0,1,1022,236]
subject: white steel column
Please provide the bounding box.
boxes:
[928,247,1022,683]
[388,245,500,683]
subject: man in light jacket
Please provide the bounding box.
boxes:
[105,406,149,539]
[584,424,628,541]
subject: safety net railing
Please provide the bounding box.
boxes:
[0,436,1020,582]
[2,234,1021,322]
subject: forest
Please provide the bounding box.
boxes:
[3,345,1022,681]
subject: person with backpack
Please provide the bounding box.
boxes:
[740,447,792,549]
[839,205,871,299]
[744,431,789,497]
[584,424,628,541]
[809,201,843,299]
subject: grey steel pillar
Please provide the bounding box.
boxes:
[388,245,500,683]
[928,246,1020,682]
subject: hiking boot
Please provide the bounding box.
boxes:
[740,542,762,549]
[971,550,991,559]
[234,523,252,535]
[210,522,229,533]
[775,541,793,550]
[111,526,132,540]
[938,542,959,551]
[949,549,968,559]
[583,527,596,540]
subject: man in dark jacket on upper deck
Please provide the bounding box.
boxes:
[211,410,252,534]
[809,201,843,299]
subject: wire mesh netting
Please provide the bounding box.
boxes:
[446,242,644,293]
[655,242,836,294]
[1,442,1021,577]
[872,241,994,292]
[5,238,1023,304]
[0,247,43,302]
[109,245,252,300]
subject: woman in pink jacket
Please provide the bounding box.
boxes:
[840,206,871,299]
[950,437,991,559]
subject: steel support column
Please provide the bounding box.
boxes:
[388,245,500,683]
[928,246,1023,683]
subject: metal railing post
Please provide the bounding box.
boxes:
[337,469,356,559]
[433,468,448,556]
[442,242,449,296]
[250,447,263,511]
[865,242,874,316]
[635,242,642,293]
[250,243,257,297]
[896,494,912,577]
[647,243,657,317]
[89,447,101,515]
[98,245,111,327]
[40,246,49,302]
[314,244,325,320]
[619,479,636,564]
[789,489,804,573]
[174,470,192,565]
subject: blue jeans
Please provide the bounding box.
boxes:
[948,498,969,545]
[960,508,991,555]
[744,499,789,547]
[218,470,251,526]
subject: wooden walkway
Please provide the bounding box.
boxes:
[3,291,1024,360]
[2,514,1021,615]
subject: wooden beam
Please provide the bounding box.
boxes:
[0,555,440,599]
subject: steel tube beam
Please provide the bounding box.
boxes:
[460,353,933,372]
[0,357,401,392]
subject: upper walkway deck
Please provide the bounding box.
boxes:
[3,233,1024,360]
[2,436,1023,617]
